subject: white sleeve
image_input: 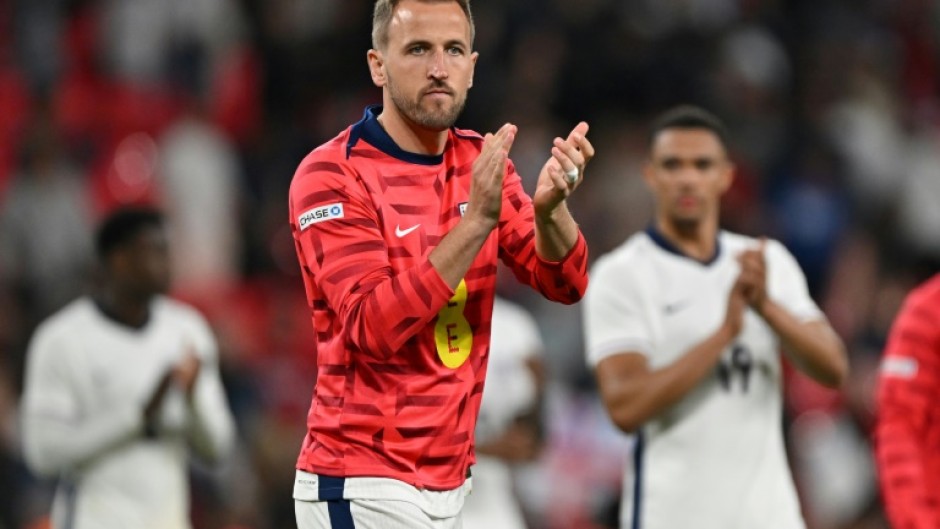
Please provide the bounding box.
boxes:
[583,256,653,367]
[20,325,144,477]
[765,240,824,322]
[184,313,236,465]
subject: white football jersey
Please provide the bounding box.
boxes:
[21,296,235,529]
[584,228,823,529]
[463,296,543,529]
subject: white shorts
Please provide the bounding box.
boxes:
[294,470,472,529]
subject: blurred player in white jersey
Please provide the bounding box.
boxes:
[463,296,545,529]
[583,106,848,529]
[20,207,236,529]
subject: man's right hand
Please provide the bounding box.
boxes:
[465,123,516,229]
[429,123,516,288]
[722,279,749,338]
[142,349,202,437]
[173,348,201,399]
[142,370,174,438]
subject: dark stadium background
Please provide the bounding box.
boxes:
[2,1,938,528]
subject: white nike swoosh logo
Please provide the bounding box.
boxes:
[395,224,421,237]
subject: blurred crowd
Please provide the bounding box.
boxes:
[1,0,939,528]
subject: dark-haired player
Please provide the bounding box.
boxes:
[584,105,847,529]
[21,207,235,529]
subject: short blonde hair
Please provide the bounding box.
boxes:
[372,0,475,50]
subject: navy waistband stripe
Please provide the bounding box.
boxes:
[327,499,356,529]
[319,475,346,501]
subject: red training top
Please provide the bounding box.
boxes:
[289,106,588,490]
[876,273,940,529]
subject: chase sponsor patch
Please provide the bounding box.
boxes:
[298,203,344,231]
[880,355,918,379]
[459,202,468,217]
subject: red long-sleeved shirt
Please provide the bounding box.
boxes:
[289,106,588,489]
[876,273,940,529]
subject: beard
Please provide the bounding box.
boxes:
[387,76,466,131]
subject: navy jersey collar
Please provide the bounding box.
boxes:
[645,225,722,266]
[346,105,445,165]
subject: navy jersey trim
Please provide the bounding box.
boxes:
[645,225,721,266]
[631,432,645,529]
[347,105,445,166]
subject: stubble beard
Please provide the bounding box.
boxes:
[387,78,466,131]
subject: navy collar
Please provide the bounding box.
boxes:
[645,224,722,266]
[346,105,445,165]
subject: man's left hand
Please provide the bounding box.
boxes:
[533,122,594,220]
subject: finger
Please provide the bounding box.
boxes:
[738,251,758,269]
[553,137,584,168]
[566,122,595,160]
[495,123,516,146]
[572,132,595,163]
[478,127,510,171]
[502,126,517,154]
[550,147,580,185]
[566,121,590,143]
[483,124,512,153]
[476,133,497,167]
[486,148,507,182]
[551,144,580,180]
[551,149,577,179]
[547,165,572,194]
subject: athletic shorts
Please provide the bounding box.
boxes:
[294,470,472,529]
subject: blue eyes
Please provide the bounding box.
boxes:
[408,46,464,56]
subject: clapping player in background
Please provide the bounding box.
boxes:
[584,106,848,529]
[20,207,236,529]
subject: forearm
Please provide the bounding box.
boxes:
[22,404,144,476]
[534,202,579,262]
[429,215,495,289]
[185,373,235,464]
[501,213,587,304]
[603,326,735,432]
[333,215,494,357]
[759,301,848,387]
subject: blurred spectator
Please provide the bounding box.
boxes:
[158,108,241,301]
[0,117,93,320]
[464,296,546,529]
